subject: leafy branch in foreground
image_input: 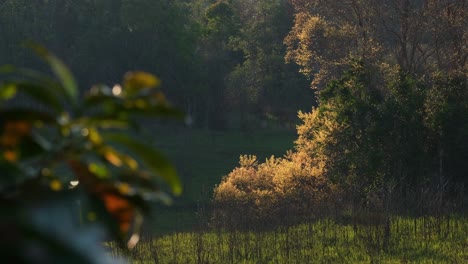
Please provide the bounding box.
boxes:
[0,46,183,263]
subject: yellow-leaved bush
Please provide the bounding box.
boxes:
[213,149,335,229]
[213,99,346,229]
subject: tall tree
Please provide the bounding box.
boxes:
[285,0,468,89]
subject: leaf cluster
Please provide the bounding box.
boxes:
[0,46,183,263]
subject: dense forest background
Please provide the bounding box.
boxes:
[0,0,313,130]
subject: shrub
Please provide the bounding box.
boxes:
[213,152,334,229]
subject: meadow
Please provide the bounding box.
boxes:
[133,129,467,264]
[111,216,468,264]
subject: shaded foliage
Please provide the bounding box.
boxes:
[0,47,182,263]
[0,0,312,130]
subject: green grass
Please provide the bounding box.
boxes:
[142,128,296,233]
[111,129,468,263]
[111,216,468,263]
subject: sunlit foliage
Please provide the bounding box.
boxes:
[285,0,468,89]
[213,151,334,228]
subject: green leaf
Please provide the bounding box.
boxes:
[28,43,78,104]
[88,162,109,179]
[0,65,69,109]
[103,133,182,195]
[0,83,17,100]
[0,81,63,112]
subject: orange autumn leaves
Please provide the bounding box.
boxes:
[1,120,32,162]
[101,192,135,234]
[68,160,137,236]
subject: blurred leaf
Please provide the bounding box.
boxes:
[116,171,173,204]
[103,133,182,195]
[69,160,148,238]
[84,93,184,120]
[49,179,63,191]
[30,131,53,151]
[0,161,24,190]
[68,160,138,239]
[3,149,18,162]
[28,43,78,104]
[97,146,138,169]
[87,128,103,145]
[73,117,130,130]
[1,120,34,160]
[118,170,156,190]
[0,83,17,100]
[0,65,66,98]
[88,163,109,179]
[8,199,122,264]
[100,192,135,234]
[0,82,63,112]
[1,121,31,147]
[1,51,182,261]
[0,114,50,158]
[123,71,160,93]
[68,160,100,187]
[0,65,64,86]
[101,148,123,167]
[145,191,173,206]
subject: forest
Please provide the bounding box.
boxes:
[0,0,467,263]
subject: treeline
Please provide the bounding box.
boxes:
[214,0,467,228]
[0,0,313,129]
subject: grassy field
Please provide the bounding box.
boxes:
[130,129,467,264]
[110,216,468,263]
[143,127,296,233]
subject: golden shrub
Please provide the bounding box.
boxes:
[213,151,334,228]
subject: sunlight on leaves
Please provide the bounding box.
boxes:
[123,71,160,92]
[88,163,109,179]
[0,83,17,100]
[50,179,63,191]
[101,147,124,167]
[104,133,182,195]
[3,150,17,162]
